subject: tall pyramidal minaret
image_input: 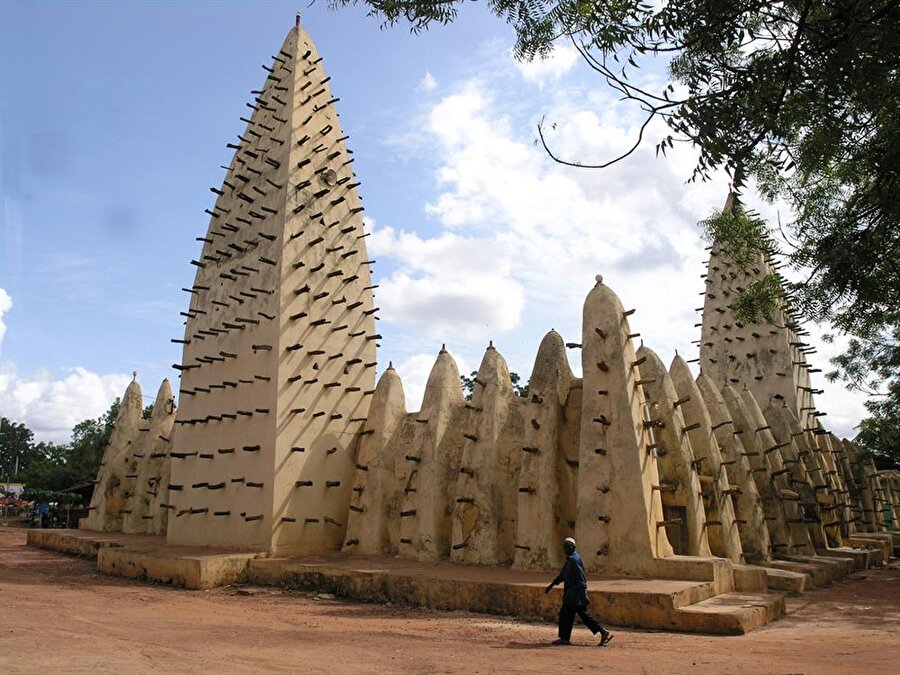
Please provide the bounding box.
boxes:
[698,195,821,430]
[167,19,378,555]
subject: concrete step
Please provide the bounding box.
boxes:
[246,556,723,629]
[27,529,785,635]
[27,528,162,557]
[732,563,768,592]
[847,534,892,564]
[674,592,785,635]
[27,528,265,589]
[97,544,264,589]
[794,553,852,578]
[767,558,830,587]
[816,547,873,571]
[734,563,808,593]
[762,566,809,593]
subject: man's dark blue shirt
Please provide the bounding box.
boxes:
[552,550,589,606]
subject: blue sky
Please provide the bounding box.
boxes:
[0,1,869,442]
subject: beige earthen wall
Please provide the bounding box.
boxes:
[763,403,828,549]
[670,356,743,563]
[513,331,578,570]
[696,374,771,562]
[123,380,176,534]
[740,389,814,555]
[698,204,819,430]
[451,346,524,565]
[637,347,711,558]
[577,280,673,574]
[166,26,375,553]
[81,381,144,532]
[722,385,794,555]
[397,349,466,561]
[342,366,406,554]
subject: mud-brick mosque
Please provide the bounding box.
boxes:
[30,17,899,635]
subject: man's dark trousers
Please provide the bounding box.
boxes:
[558,601,603,641]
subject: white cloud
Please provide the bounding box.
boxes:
[514,44,579,86]
[0,288,11,347]
[370,224,524,340]
[419,71,437,92]
[0,361,132,444]
[379,78,711,349]
[371,46,870,439]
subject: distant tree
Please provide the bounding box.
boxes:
[510,372,530,398]
[13,398,123,494]
[0,417,37,481]
[831,331,900,469]
[460,371,530,400]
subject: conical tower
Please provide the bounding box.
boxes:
[698,194,820,430]
[81,380,144,532]
[168,21,377,554]
[122,379,176,534]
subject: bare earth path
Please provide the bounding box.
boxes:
[1,528,898,674]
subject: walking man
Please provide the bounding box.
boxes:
[545,537,613,647]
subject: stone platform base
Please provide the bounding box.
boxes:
[848,534,895,564]
[246,555,784,635]
[27,529,783,634]
[27,529,265,589]
[734,563,809,593]
[816,547,875,571]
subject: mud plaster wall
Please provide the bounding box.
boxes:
[86,24,896,573]
[813,432,851,542]
[576,281,673,574]
[122,380,176,534]
[845,440,879,532]
[82,381,144,532]
[763,404,828,549]
[344,281,680,575]
[513,331,578,570]
[166,26,375,553]
[722,386,795,555]
[696,374,772,562]
[396,349,465,562]
[344,339,578,570]
[669,356,743,563]
[699,242,818,430]
[451,346,524,565]
[637,346,711,558]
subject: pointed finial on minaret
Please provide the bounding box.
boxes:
[723,185,738,215]
[440,343,447,354]
[295,11,301,28]
[487,340,495,350]
[387,361,394,370]
[132,370,137,382]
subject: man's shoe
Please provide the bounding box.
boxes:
[552,638,571,645]
[599,631,614,647]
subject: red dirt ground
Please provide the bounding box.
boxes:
[1,527,898,674]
